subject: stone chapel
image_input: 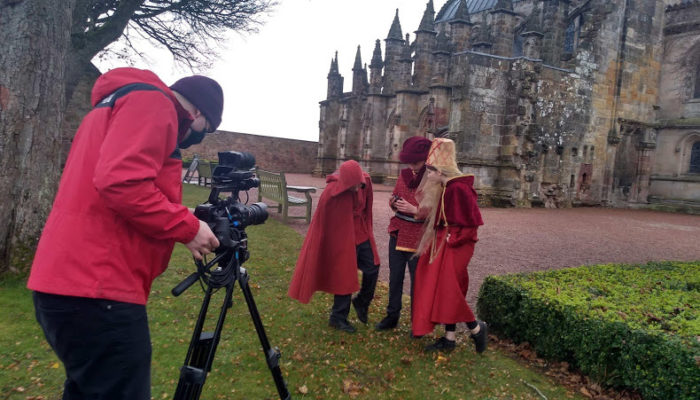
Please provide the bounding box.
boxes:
[315,0,700,209]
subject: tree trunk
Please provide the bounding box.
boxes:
[0,0,76,274]
[60,64,100,167]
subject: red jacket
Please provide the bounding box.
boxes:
[27,68,200,305]
[288,160,380,303]
[387,167,424,252]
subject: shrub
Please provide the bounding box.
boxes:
[477,261,700,400]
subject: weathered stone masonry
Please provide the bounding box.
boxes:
[316,0,700,209]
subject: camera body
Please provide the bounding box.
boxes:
[193,151,268,250]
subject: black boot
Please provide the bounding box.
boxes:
[424,337,456,353]
[470,321,488,353]
[375,315,398,331]
[329,318,356,333]
[351,296,368,324]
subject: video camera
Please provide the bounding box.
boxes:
[194,151,268,247]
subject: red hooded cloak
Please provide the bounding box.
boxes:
[288,161,380,303]
[412,175,484,336]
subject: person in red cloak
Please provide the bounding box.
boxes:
[375,136,431,331]
[288,160,380,333]
[412,138,488,353]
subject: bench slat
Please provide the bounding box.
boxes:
[256,167,316,224]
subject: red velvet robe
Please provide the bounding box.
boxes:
[412,175,484,336]
[288,163,380,304]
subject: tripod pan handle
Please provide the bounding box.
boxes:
[172,272,200,296]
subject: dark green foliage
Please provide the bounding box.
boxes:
[477,261,700,400]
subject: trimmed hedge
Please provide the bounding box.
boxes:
[476,261,700,400]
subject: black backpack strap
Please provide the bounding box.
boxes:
[95,83,169,109]
[95,82,184,160]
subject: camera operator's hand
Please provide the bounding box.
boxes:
[185,220,220,260]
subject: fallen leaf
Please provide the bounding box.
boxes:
[342,379,362,397]
[580,386,593,398]
[384,371,395,382]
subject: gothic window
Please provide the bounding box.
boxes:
[694,65,700,98]
[563,15,582,57]
[513,29,524,57]
[690,141,700,173]
[563,23,575,54]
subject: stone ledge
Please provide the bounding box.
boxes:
[651,174,700,183]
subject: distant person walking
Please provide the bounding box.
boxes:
[376,136,432,331]
[288,160,380,333]
[411,138,488,353]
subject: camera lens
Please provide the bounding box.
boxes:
[245,202,268,226]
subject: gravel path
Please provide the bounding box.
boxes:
[255,173,700,307]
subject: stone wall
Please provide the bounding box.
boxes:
[659,2,700,119]
[181,131,318,173]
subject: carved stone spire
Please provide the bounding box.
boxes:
[370,39,383,69]
[416,0,436,34]
[369,39,383,95]
[387,9,403,40]
[353,45,363,71]
[326,51,343,99]
[449,0,471,25]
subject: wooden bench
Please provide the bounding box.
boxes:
[255,167,316,223]
[196,161,215,186]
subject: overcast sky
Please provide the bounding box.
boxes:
[94,0,431,142]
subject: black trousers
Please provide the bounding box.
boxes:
[33,291,151,400]
[330,240,379,322]
[385,235,418,320]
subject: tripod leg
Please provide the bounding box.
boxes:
[174,282,235,400]
[238,268,292,400]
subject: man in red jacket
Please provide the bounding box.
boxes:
[27,67,222,399]
[288,160,380,333]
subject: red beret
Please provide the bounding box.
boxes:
[399,136,432,163]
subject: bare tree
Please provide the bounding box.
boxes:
[67,0,273,99]
[0,0,274,275]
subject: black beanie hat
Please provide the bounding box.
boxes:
[170,75,224,131]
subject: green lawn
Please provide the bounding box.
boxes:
[0,184,586,399]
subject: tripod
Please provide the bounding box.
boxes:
[171,233,291,400]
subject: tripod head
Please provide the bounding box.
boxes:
[172,151,268,296]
